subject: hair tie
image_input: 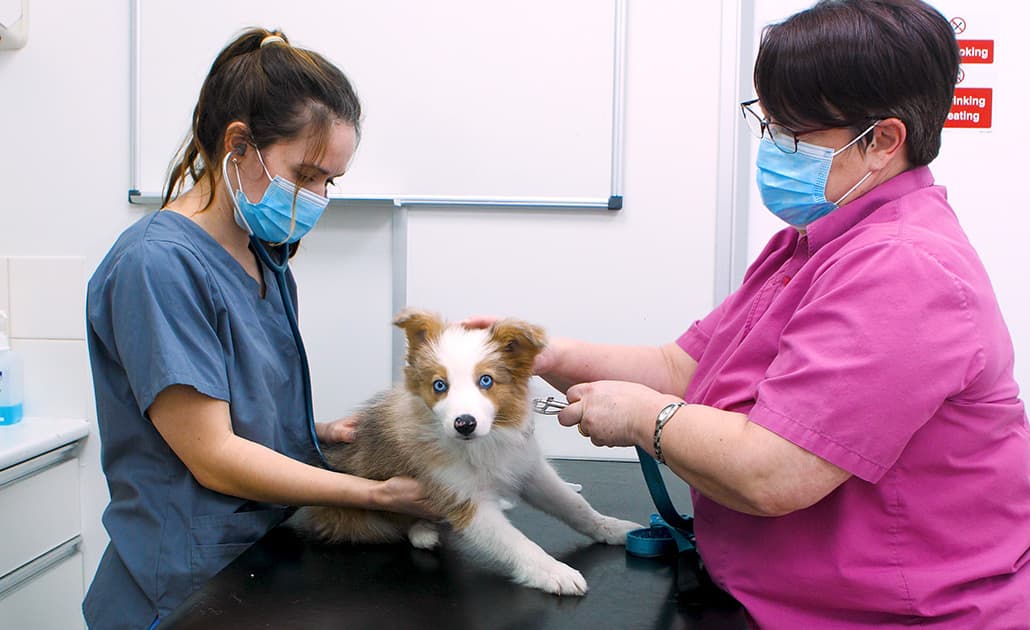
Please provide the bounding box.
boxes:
[260,34,286,48]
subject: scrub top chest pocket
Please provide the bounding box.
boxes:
[189,506,289,591]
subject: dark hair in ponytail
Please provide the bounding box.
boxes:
[162,27,361,213]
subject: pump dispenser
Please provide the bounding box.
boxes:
[0,311,23,425]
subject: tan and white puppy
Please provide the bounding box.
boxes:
[293,308,641,596]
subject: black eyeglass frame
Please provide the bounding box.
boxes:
[739,98,808,154]
[740,98,886,155]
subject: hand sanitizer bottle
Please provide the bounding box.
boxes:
[0,311,24,425]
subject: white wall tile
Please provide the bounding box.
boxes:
[0,257,9,320]
[8,257,86,340]
[9,339,89,420]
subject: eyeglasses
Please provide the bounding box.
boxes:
[739,98,807,154]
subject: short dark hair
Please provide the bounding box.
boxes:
[754,0,959,166]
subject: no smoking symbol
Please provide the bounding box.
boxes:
[950,16,967,34]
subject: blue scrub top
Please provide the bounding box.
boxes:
[84,211,318,629]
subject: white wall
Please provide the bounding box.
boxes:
[0,0,726,594]
[0,0,134,608]
[8,0,1026,610]
[405,1,722,459]
[298,0,725,462]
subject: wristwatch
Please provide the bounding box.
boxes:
[653,401,686,465]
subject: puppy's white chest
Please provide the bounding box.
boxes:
[433,435,538,502]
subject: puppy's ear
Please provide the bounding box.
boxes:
[489,319,547,378]
[393,308,445,353]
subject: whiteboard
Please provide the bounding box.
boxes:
[132,0,621,205]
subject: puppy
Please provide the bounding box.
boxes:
[293,308,641,596]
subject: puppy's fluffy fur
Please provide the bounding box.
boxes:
[292,308,640,596]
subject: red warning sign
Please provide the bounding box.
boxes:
[946,88,992,129]
[957,39,994,64]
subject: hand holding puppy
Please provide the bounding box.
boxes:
[315,413,362,444]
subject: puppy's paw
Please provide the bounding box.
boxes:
[590,516,644,545]
[408,520,441,550]
[515,560,588,596]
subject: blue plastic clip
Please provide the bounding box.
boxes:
[625,513,695,558]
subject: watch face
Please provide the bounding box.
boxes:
[658,403,683,424]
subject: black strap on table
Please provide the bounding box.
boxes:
[635,446,738,607]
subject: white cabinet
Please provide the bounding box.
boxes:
[0,418,89,629]
[0,454,80,576]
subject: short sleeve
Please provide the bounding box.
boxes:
[677,298,729,363]
[678,227,798,363]
[96,240,230,415]
[750,239,984,482]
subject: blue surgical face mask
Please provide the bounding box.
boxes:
[756,123,876,227]
[223,148,330,244]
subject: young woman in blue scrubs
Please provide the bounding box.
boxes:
[84,28,436,629]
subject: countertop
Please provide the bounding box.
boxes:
[163,459,748,629]
[0,417,90,469]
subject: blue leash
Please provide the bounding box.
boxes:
[629,446,736,607]
[627,446,695,557]
[251,237,329,469]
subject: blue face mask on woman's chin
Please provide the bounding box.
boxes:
[756,123,876,227]
[223,148,330,245]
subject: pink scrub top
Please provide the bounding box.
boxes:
[677,166,1030,628]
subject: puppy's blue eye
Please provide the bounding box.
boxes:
[478,374,493,389]
[432,379,448,393]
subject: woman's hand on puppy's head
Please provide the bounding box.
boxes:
[459,314,499,330]
[461,313,559,376]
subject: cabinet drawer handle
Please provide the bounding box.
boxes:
[0,536,81,598]
[0,443,79,490]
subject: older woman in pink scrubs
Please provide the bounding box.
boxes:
[476,0,1030,627]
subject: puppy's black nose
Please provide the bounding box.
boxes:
[454,414,477,436]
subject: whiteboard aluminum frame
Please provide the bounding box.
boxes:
[127,0,627,212]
